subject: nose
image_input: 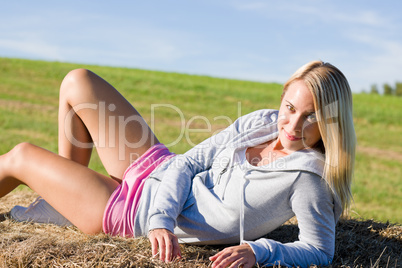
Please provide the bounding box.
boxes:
[288,114,304,132]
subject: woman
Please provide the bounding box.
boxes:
[0,60,355,267]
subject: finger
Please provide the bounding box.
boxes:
[165,237,173,262]
[209,250,223,261]
[213,256,233,268]
[228,258,247,268]
[211,247,231,259]
[149,235,159,258]
[211,250,233,268]
[157,237,166,261]
[172,237,182,260]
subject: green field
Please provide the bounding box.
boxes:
[0,57,401,224]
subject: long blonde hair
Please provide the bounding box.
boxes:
[283,60,356,214]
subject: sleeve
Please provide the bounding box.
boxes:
[147,109,276,233]
[244,172,339,268]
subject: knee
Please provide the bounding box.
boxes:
[59,68,94,103]
[62,68,93,85]
[5,142,36,170]
[10,142,36,158]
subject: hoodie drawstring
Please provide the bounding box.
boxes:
[239,176,246,243]
[218,147,248,243]
[220,148,239,200]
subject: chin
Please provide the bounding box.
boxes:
[279,135,302,151]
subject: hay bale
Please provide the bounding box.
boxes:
[1,192,400,267]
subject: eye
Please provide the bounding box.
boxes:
[306,113,317,123]
[286,105,295,112]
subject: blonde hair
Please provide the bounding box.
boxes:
[283,60,356,215]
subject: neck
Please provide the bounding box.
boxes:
[270,138,293,156]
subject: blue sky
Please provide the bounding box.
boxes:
[1,0,401,93]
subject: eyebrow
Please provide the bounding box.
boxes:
[285,100,315,114]
[285,100,293,106]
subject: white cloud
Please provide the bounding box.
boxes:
[332,10,388,27]
[0,36,63,60]
[89,24,205,65]
[232,1,389,28]
[1,1,400,93]
[356,39,402,82]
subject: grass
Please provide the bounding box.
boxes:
[0,57,401,267]
[352,153,401,222]
[353,93,402,153]
[351,93,402,223]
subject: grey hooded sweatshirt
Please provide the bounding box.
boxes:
[134,109,342,267]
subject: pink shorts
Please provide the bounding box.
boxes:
[102,143,175,237]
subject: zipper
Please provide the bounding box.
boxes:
[217,165,229,185]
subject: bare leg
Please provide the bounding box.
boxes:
[1,69,161,232]
[58,68,160,181]
[0,142,119,234]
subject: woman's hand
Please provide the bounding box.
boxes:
[148,228,182,263]
[209,244,256,268]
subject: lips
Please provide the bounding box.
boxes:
[283,130,302,141]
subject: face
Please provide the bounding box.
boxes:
[277,80,321,153]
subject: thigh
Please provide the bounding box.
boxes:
[60,69,160,180]
[6,143,120,234]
